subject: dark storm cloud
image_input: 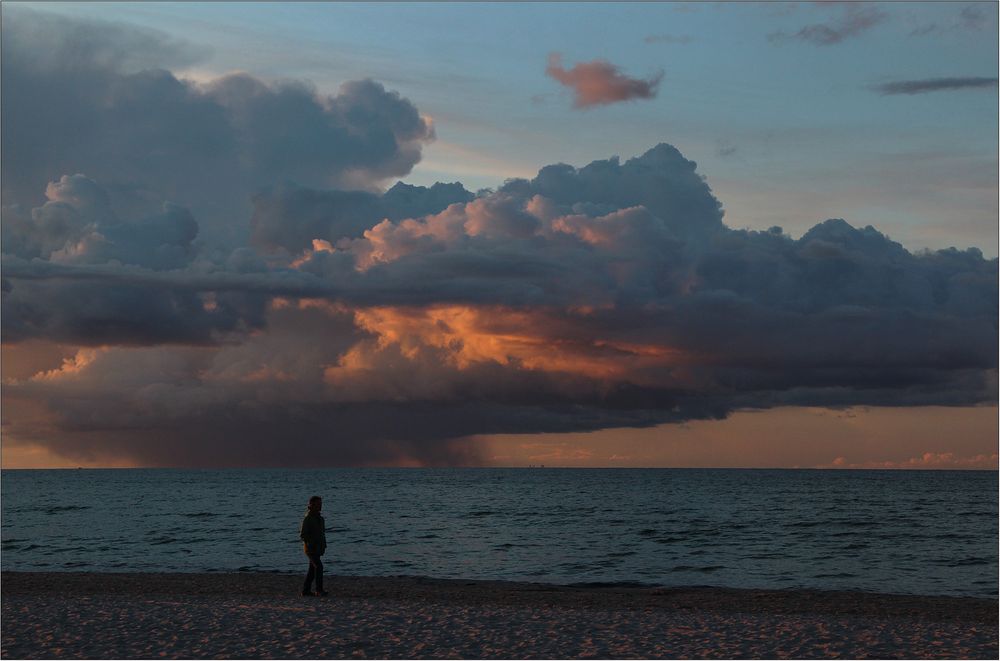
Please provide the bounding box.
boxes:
[1,8,434,248]
[204,74,432,188]
[768,4,887,46]
[872,77,999,96]
[545,53,663,108]
[4,141,996,468]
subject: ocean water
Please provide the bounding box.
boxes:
[1,468,996,598]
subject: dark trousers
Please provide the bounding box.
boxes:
[303,553,324,593]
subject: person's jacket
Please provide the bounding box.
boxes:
[300,511,327,556]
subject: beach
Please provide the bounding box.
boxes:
[2,572,996,659]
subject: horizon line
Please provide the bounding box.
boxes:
[2,466,996,472]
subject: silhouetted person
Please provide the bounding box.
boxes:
[300,495,328,596]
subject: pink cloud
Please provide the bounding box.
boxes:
[824,452,999,470]
[546,53,663,108]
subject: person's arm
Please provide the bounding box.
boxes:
[300,516,315,552]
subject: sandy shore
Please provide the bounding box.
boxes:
[2,572,996,659]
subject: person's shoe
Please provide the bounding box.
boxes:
[315,589,329,597]
[301,590,315,597]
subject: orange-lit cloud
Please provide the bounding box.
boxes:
[28,348,104,382]
[290,239,337,268]
[341,304,682,379]
[1,340,75,381]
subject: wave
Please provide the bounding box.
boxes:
[41,505,91,514]
[812,572,857,579]
[669,565,726,573]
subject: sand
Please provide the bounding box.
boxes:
[2,572,996,659]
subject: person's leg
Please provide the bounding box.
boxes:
[303,555,316,595]
[314,555,325,594]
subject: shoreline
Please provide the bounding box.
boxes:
[3,572,997,659]
[3,570,998,612]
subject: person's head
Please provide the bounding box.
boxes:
[308,495,322,513]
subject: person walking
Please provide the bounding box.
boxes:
[300,495,328,596]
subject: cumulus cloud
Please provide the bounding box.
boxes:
[545,53,663,108]
[3,140,997,466]
[1,8,434,248]
[1,175,269,346]
[250,180,473,254]
[768,4,887,46]
[498,143,724,242]
[2,174,198,269]
[872,77,999,96]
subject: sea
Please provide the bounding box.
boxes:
[1,468,996,598]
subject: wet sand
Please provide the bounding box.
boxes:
[2,572,996,659]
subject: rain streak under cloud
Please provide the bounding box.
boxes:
[1,7,997,467]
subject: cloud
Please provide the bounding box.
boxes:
[716,144,738,158]
[823,452,999,470]
[0,6,210,74]
[768,4,887,46]
[498,143,724,242]
[1,175,270,346]
[3,140,997,466]
[958,4,993,30]
[1,8,434,248]
[643,34,692,45]
[2,174,199,269]
[910,3,994,36]
[872,77,999,96]
[545,53,663,108]
[250,180,473,254]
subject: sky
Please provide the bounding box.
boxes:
[1,1,997,469]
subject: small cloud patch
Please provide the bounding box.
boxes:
[546,53,663,109]
[873,77,999,95]
[769,5,887,46]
